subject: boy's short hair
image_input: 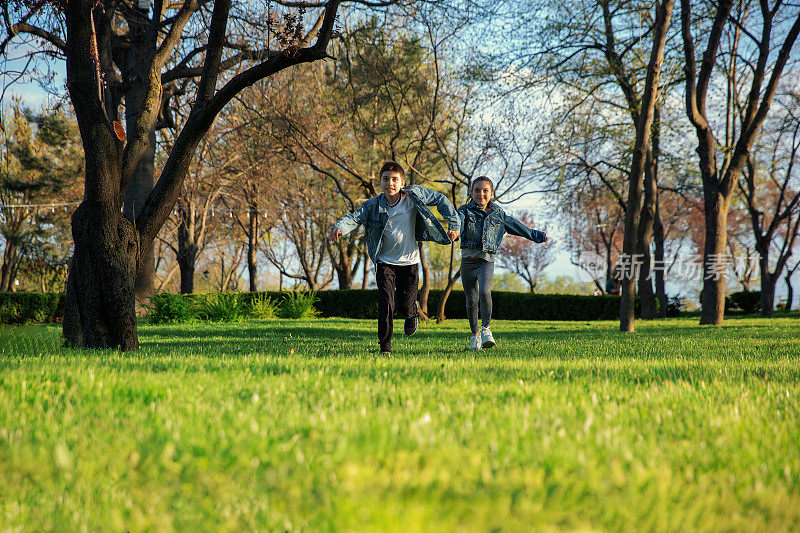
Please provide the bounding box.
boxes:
[471,176,494,191]
[379,161,405,178]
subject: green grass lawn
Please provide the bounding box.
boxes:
[1,317,799,531]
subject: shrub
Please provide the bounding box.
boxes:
[726,291,761,314]
[313,289,379,318]
[665,296,684,317]
[1,289,693,325]
[249,294,279,319]
[278,291,319,319]
[0,292,63,324]
[148,293,196,324]
[197,293,241,322]
[0,301,22,324]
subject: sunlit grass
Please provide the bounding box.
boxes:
[1,317,799,530]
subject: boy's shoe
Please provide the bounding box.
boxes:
[481,326,496,348]
[380,351,391,356]
[470,334,482,351]
[404,315,418,336]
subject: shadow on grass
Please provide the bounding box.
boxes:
[135,318,800,363]
[4,321,793,386]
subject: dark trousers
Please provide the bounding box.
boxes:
[376,262,419,352]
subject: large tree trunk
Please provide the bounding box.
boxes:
[176,206,198,294]
[759,267,776,317]
[247,207,258,292]
[651,106,667,318]
[123,13,156,311]
[700,192,728,325]
[125,134,156,307]
[361,250,370,289]
[63,203,140,350]
[60,0,342,350]
[1,242,19,292]
[604,240,614,294]
[417,243,430,315]
[637,149,657,319]
[785,273,794,311]
[436,268,461,323]
[653,204,667,317]
[757,243,791,317]
[331,240,355,289]
[435,242,459,322]
[620,0,672,332]
[335,268,353,289]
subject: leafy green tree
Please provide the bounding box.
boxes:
[1,103,83,292]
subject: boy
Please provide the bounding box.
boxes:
[329,161,460,355]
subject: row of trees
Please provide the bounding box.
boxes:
[2,0,799,347]
[494,0,800,327]
[0,99,556,297]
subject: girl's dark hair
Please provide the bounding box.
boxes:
[471,176,494,191]
[379,161,405,178]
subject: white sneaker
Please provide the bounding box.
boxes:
[481,326,496,348]
[470,333,482,351]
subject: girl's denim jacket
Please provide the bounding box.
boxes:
[333,185,460,264]
[458,201,546,253]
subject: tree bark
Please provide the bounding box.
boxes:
[435,239,461,322]
[785,273,794,311]
[620,0,672,332]
[123,8,156,310]
[63,202,140,350]
[759,266,776,317]
[436,268,461,323]
[247,206,258,292]
[334,264,353,289]
[651,105,667,318]
[176,204,198,294]
[699,191,728,324]
[361,249,370,289]
[1,242,18,292]
[637,148,657,319]
[681,0,800,325]
[124,132,156,307]
[757,239,793,316]
[61,0,342,349]
[417,243,430,315]
[653,203,667,317]
[329,235,358,289]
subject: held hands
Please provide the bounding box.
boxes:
[329,227,343,243]
[447,229,460,242]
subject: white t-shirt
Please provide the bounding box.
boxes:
[376,194,420,266]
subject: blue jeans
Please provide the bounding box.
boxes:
[461,257,494,334]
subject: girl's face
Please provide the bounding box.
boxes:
[471,180,492,208]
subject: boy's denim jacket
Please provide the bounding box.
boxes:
[333,185,460,263]
[458,200,546,253]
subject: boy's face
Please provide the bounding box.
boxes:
[380,171,405,197]
[471,181,492,207]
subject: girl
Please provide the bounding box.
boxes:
[458,177,548,350]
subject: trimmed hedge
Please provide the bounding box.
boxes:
[0,289,682,324]
[0,292,64,324]
[725,290,761,314]
[428,291,640,321]
[264,290,633,321]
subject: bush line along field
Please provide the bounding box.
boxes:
[1,317,799,530]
